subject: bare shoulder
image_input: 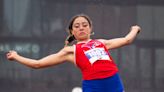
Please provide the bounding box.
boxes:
[61,45,75,64]
[97,39,113,50]
[97,39,108,45]
[62,45,74,53]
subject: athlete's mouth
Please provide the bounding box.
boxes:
[79,32,86,36]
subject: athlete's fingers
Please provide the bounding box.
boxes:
[65,41,69,46]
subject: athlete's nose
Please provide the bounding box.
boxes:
[79,25,84,31]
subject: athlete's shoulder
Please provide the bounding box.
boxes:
[94,39,106,44]
[62,45,74,53]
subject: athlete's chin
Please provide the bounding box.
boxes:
[78,36,89,41]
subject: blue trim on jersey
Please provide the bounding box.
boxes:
[82,73,124,92]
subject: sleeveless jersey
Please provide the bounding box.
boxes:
[75,39,118,80]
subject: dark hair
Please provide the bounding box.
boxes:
[66,14,92,44]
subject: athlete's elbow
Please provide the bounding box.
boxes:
[124,38,133,45]
[31,62,42,69]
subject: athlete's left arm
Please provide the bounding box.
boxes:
[101,25,141,50]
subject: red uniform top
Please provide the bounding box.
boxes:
[75,39,118,80]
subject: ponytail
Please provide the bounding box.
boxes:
[65,35,76,46]
[66,35,75,43]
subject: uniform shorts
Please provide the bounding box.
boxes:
[82,73,124,92]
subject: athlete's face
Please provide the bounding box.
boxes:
[71,17,92,41]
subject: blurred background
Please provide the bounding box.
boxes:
[0,0,164,92]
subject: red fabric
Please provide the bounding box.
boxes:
[75,40,118,80]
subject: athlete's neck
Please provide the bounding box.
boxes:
[77,39,92,44]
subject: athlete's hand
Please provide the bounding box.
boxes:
[131,25,141,34]
[6,50,18,61]
[64,41,69,47]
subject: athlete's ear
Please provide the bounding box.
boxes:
[90,26,94,35]
[90,31,94,35]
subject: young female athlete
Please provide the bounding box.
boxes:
[6,14,141,92]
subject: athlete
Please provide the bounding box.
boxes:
[6,14,141,92]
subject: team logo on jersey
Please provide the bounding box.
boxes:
[81,40,102,49]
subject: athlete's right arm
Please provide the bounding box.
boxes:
[6,46,75,69]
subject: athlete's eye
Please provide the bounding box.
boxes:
[82,22,89,27]
[73,24,80,28]
[74,25,79,28]
[82,24,88,27]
